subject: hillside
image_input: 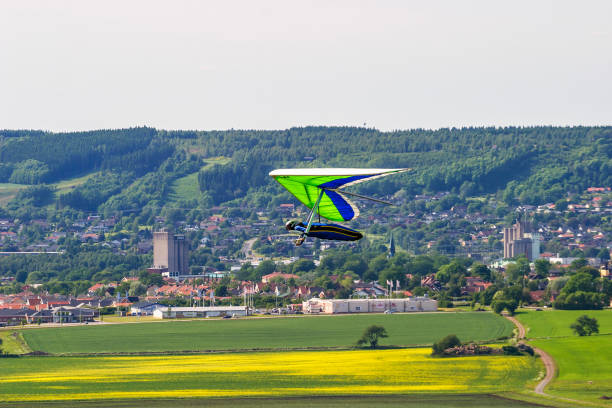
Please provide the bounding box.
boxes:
[0,126,610,286]
[1,126,610,217]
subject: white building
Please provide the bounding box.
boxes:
[153,306,247,319]
[302,297,437,314]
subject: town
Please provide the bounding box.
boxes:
[1,186,610,326]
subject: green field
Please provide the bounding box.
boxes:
[168,157,230,203]
[22,312,513,354]
[52,172,98,195]
[0,330,31,354]
[3,313,550,407]
[167,171,201,202]
[0,172,97,206]
[531,336,612,405]
[0,348,539,403]
[100,315,157,323]
[0,395,553,408]
[516,309,612,406]
[516,309,612,338]
[0,182,26,205]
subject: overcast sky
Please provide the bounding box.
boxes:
[1,1,610,132]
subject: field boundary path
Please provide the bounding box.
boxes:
[504,315,555,396]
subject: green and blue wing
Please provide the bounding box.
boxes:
[269,169,407,222]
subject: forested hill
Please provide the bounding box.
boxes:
[0,127,171,183]
[0,126,610,219]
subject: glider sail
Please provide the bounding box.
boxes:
[269,168,408,222]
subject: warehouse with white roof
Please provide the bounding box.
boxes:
[302,297,437,314]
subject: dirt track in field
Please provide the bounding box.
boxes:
[504,315,555,396]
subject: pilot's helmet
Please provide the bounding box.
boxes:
[285,220,298,231]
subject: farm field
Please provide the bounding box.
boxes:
[100,315,157,323]
[531,336,612,405]
[516,309,612,406]
[516,309,612,338]
[0,395,554,408]
[0,348,540,403]
[22,312,513,354]
[0,330,30,354]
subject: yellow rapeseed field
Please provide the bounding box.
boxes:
[0,349,539,402]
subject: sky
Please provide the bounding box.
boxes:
[1,1,611,132]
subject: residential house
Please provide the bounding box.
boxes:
[49,307,97,323]
[462,277,492,294]
[261,272,299,283]
[0,308,35,324]
[130,301,165,316]
[352,282,387,298]
[421,275,441,292]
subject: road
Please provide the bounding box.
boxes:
[241,237,258,259]
[504,315,556,396]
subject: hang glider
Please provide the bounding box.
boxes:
[269,168,408,245]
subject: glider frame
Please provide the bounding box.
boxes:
[329,189,393,206]
[304,188,325,236]
[296,187,393,245]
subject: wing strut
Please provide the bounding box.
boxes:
[331,189,393,206]
[296,188,325,246]
[305,188,325,234]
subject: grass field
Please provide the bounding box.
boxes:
[0,395,554,408]
[167,171,201,202]
[0,330,31,354]
[516,309,612,406]
[531,336,612,405]
[168,157,230,203]
[22,312,513,354]
[516,309,612,338]
[0,182,26,205]
[0,172,96,206]
[100,315,157,323]
[0,348,539,403]
[52,173,98,195]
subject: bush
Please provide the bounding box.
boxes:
[517,343,534,356]
[438,299,454,308]
[99,306,117,315]
[502,345,522,355]
[432,334,461,356]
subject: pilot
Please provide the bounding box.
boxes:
[285,219,363,246]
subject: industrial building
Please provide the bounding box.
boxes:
[302,297,437,314]
[152,230,189,278]
[503,221,541,261]
[153,306,247,319]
